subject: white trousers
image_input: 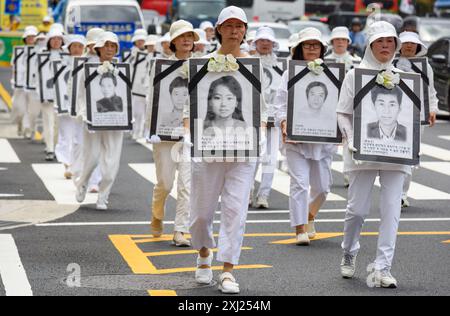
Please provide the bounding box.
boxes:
[132,95,146,139]
[71,120,101,187]
[255,127,280,198]
[41,102,57,153]
[55,115,76,166]
[76,128,123,202]
[25,91,41,133]
[286,145,333,227]
[342,170,405,271]
[11,89,28,129]
[152,142,190,233]
[190,161,256,265]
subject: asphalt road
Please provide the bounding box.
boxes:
[0,67,449,297]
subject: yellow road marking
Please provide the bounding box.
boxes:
[0,83,12,109]
[142,247,252,257]
[148,290,177,296]
[443,240,450,244]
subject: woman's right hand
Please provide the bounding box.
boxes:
[281,120,287,144]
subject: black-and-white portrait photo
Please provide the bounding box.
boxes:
[353,68,421,166]
[394,57,430,125]
[26,46,38,90]
[37,52,55,102]
[189,58,261,160]
[85,63,132,131]
[262,66,282,105]
[287,61,345,143]
[70,56,88,116]
[13,46,26,89]
[150,59,187,141]
[53,58,72,114]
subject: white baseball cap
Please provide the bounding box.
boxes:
[145,35,159,47]
[399,31,428,57]
[366,21,400,52]
[217,6,248,25]
[194,29,210,46]
[291,27,327,54]
[200,21,214,31]
[132,29,148,43]
[251,26,279,51]
[86,28,105,46]
[22,26,38,39]
[329,26,352,44]
[94,31,120,53]
[170,20,200,43]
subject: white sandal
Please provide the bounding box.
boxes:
[218,272,240,294]
[195,251,213,285]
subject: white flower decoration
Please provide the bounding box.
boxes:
[307,58,324,75]
[97,61,119,76]
[207,54,240,73]
[180,62,189,79]
[376,70,400,90]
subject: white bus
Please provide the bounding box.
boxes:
[227,0,305,22]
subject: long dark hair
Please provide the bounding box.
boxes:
[205,76,245,122]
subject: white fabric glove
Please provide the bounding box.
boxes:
[259,131,267,158]
[348,139,358,153]
[183,133,193,147]
[149,135,161,144]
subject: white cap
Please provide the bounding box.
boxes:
[251,26,279,51]
[329,26,352,44]
[399,31,428,57]
[94,31,120,53]
[217,6,248,25]
[145,35,159,47]
[132,29,148,43]
[366,21,400,52]
[43,15,52,23]
[22,26,38,39]
[200,21,214,31]
[49,23,65,34]
[46,28,65,43]
[170,20,200,43]
[291,27,327,53]
[86,28,105,46]
[194,29,210,46]
[158,32,171,43]
[64,34,87,50]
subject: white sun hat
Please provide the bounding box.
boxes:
[46,28,65,44]
[194,29,211,46]
[49,23,65,34]
[329,26,352,44]
[64,34,87,50]
[291,27,327,54]
[288,33,299,48]
[246,30,257,42]
[36,32,47,41]
[159,32,171,44]
[217,6,248,25]
[86,28,105,46]
[366,21,401,52]
[131,29,148,43]
[170,20,200,43]
[200,21,214,31]
[399,31,428,57]
[251,26,280,51]
[22,26,38,38]
[94,31,120,52]
[43,15,52,23]
[145,35,159,47]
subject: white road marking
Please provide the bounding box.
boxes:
[420,162,450,177]
[0,167,7,171]
[129,163,178,199]
[32,164,97,205]
[438,136,450,141]
[421,143,450,161]
[217,209,347,215]
[35,217,450,227]
[0,139,20,163]
[0,234,33,296]
[0,194,24,197]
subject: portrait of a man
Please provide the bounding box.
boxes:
[159,76,188,129]
[96,72,124,113]
[367,85,407,142]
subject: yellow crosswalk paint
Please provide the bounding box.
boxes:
[148,290,177,296]
[0,83,12,109]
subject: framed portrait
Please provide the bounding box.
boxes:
[189,58,261,161]
[25,46,38,90]
[121,50,132,63]
[13,46,26,89]
[53,57,72,114]
[84,62,133,131]
[353,68,421,166]
[394,57,430,125]
[131,51,149,96]
[70,56,88,116]
[150,59,187,141]
[287,60,345,144]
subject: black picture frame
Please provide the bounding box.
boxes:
[353,68,421,166]
[131,51,149,97]
[37,52,69,103]
[13,46,26,89]
[287,60,345,144]
[121,50,132,63]
[70,56,88,117]
[189,58,261,161]
[85,62,133,131]
[52,57,72,114]
[25,46,37,90]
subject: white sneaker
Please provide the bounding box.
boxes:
[374,268,398,289]
[340,253,357,279]
[296,233,310,246]
[254,196,269,209]
[195,251,213,285]
[306,220,316,239]
[96,201,108,210]
[218,272,240,294]
[173,232,191,247]
[76,185,87,203]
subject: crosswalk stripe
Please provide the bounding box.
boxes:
[217,209,346,215]
[129,163,178,199]
[420,162,450,177]
[0,234,33,296]
[32,164,98,205]
[0,139,20,163]
[421,143,450,161]
[0,194,24,197]
[438,136,450,141]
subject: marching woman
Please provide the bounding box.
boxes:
[75,31,124,210]
[328,27,361,72]
[189,6,266,294]
[396,31,438,208]
[40,28,66,161]
[146,20,199,247]
[337,21,409,288]
[275,27,336,246]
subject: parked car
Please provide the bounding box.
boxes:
[248,22,292,57]
[427,37,450,116]
[287,20,331,43]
